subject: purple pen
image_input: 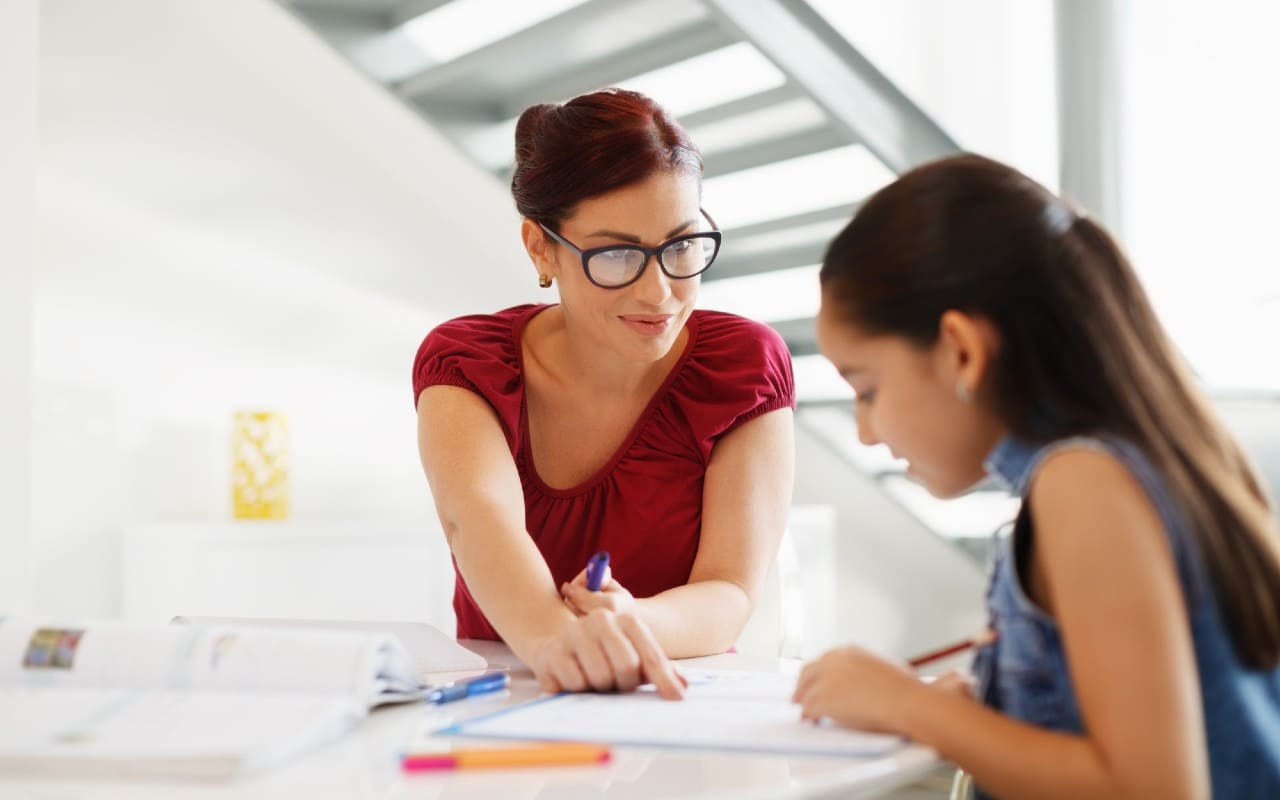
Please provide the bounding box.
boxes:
[585,551,610,591]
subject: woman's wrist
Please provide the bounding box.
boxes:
[508,606,578,666]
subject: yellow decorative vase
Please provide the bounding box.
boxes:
[231,411,290,520]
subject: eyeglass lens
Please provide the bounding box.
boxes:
[587,235,718,287]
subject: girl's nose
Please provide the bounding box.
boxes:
[855,405,878,446]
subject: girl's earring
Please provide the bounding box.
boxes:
[955,383,972,403]
[538,274,553,289]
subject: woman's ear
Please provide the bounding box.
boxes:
[521,218,558,279]
[937,310,1000,400]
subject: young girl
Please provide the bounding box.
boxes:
[794,154,1280,799]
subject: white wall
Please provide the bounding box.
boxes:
[34,0,533,618]
[1,0,38,618]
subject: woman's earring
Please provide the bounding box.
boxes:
[956,384,972,403]
[538,274,553,289]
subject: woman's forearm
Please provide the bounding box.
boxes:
[445,507,575,662]
[636,579,752,658]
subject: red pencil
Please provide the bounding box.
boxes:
[908,629,997,668]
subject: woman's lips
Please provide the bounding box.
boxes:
[619,314,673,337]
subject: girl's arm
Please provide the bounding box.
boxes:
[563,408,795,657]
[795,448,1209,800]
[417,385,684,698]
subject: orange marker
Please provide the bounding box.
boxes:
[402,743,612,772]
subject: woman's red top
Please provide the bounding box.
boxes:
[412,304,795,640]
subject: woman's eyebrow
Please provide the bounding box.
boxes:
[584,219,698,243]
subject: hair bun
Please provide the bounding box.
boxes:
[509,89,702,224]
[514,103,556,165]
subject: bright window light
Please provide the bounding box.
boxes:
[621,42,786,119]
[401,0,590,64]
[697,264,821,322]
[1122,0,1280,392]
[807,0,1059,190]
[702,145,894,230]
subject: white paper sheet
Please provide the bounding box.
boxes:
[0,689,362,779]
[438,669,904,758]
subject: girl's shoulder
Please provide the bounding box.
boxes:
[1022,436,1167,535]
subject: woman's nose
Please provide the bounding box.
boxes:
[632,254,673,304]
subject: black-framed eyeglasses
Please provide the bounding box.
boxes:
[538,209,722,289]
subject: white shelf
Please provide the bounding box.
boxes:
[121,517,457,634]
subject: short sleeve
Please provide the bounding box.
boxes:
[411,307,532,452]
[677,311,796,448]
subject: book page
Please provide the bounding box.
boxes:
[438,669,905,758]
[171,616,488,676]
[0,621,400,705]
[0,689,361,780]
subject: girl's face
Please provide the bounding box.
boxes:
[528,170,705,365]
[815,299,1006,498]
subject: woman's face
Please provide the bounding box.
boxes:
[536,170,706,365]
[815,300,1004,498]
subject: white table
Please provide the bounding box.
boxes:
[0,641,941,799]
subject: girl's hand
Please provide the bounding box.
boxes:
[561,564,636,617]
[931,668,977,700]
[528,607,687,700]
[792,645,930,734]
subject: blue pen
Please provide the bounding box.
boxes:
[426,671,509,704]
[585,551,610,592]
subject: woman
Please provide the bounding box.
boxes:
[413,89,795,698]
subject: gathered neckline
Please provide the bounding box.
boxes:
[511,304,700,498]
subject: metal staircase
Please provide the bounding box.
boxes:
[276,0,961,354]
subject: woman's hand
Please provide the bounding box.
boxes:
[792,645,932,734]
[528,607,687,700]
[561,564,635,617]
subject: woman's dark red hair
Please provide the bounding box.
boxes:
[511,88,703,228]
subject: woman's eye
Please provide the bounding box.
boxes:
[670,240,693,253]
[854,390,876,405]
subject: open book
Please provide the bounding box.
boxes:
[0,618,483,780]
[169,615,487,679]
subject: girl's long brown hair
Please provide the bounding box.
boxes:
[821,154,1280,669]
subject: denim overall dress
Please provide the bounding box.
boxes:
[972,435,1280,799]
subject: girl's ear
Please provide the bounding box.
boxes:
[937,310,1001,399]
[520,218,559,280]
